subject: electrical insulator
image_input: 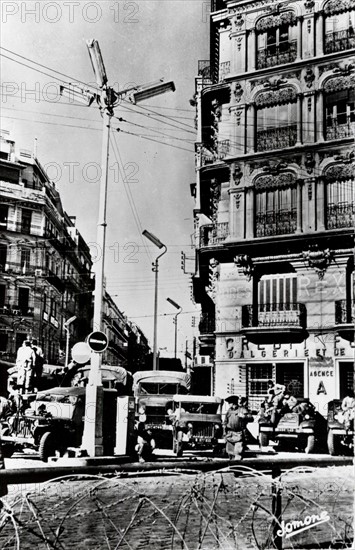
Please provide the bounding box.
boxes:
[180,251,185,272]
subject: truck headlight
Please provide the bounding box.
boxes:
[304,414,310,420]
[187,422,193,429]
[214,424,221,430]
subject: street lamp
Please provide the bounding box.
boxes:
[60,39,175,457]
[142,230,167,370]
[166,298,182,359]
[63,316,77,368]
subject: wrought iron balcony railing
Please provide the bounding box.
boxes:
[325,118,355,140]
[199,313,215,334]
[335,299,354,325]
[199,222,229,247]
[198,60,211,81]
[0,305,34,317]
[325,29,355,54]
[256,41,297,69]
[242,303,306,329]
[256,209,297,237]
[219,61,230,81]
[327,202,354,230]
[256,124,297,151]
[216,139,230,159]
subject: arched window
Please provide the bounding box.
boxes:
[256,12,297,69]
[254,173,297,237]
[324,6,355,54]
[325,88,355,140]
[256,102,297,151]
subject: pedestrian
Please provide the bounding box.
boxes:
[135,422,155,463]
[341,391,355,430]
[15,340,36,394]
[266,380,285,425]
[223,396,253,460]
[31,338,45,391]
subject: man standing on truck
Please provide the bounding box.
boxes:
[16,340,36,394]
[224,396,253,460]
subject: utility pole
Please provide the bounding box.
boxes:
[60,40,175,455]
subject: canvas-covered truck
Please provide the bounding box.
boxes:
[133,370,190,448]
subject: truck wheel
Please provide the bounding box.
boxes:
[305,435,315,454]
[39,432,56,462]
[259,432,269,448]
[327,430,338,456]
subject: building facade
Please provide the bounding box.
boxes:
[102,291,150,370]
[0,131,93,365]
[192,0,354,413]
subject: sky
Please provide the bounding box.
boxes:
[0,0,210,361]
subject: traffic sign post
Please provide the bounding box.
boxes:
[87,331,108,353]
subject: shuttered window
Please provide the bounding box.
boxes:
[259,274,297,306]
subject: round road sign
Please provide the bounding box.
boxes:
[87,331,108,353]
[71,342,91,364]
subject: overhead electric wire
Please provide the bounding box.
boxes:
[110,132,152,262]
[121,100,196,135]
[113,115,195,144]
[116,127,194,153]
[0,46,99,91]
[122,97,196,131]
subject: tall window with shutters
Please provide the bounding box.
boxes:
[256,21,297,69]
[255,185,297,237]
[257,274,301,327]
[326,179,354,229]
[256,102,297,152]
[325,9,355,54]
[325,89,355,141]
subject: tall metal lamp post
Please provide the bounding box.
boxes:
[60,40,175,456]
[142,230,167,371]
[64,316,77,368]
[166,298,182,359]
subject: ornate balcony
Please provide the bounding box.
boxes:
[326,119,355,141]
[241,303,306,342]
[325,30,355,54]
[200,222,229,247]
[256,124,297,151]
[256,209,297,237]
[256,41,297,69]
[327,202,354,229]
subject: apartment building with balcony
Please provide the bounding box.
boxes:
[192,0,354,412]
[0,131,93,365]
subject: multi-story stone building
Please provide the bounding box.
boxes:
[0,131,93,365]
[192,0,354,413]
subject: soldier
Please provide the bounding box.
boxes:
[224,396,253,460]
[16,340,36,394]
[31,338,45,391]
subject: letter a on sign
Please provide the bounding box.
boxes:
[317,381,327,395]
